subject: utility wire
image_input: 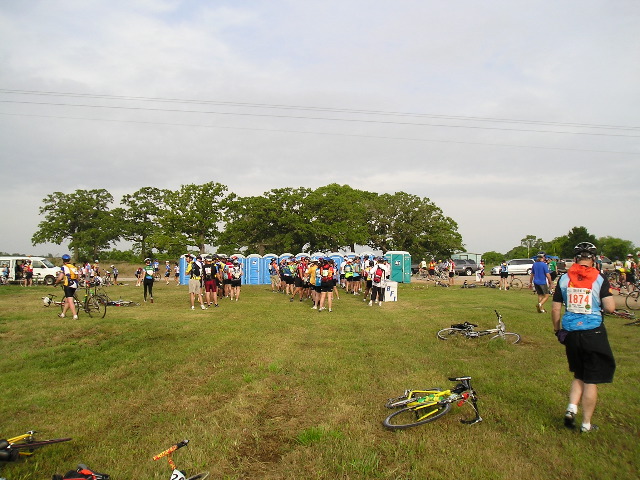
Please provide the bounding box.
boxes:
[0,88,638,132]
[1,99,639,138]
[1,111,638,155]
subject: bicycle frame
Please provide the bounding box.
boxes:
[1,431,72,461]
[153,440,209,480]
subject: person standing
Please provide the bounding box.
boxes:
[203,256,219,307]
[268,258,280,293]
[111,265,119,285]
[318,258,335,312]
[229,258,243,301]
[174,262,180,285]
[55,254,79,319]
[164,260,172,285]
[551,242,615,433]
[531,253,552,313]
[142,258,155,303]
[623,254,636,293]
[369,257,390,306]
[186,254,206,310]
[499,261,509,290]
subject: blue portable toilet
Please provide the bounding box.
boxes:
[328,252,343,271]
[179,254,189,285]
[261,254,277,284]
[384,250,412,283]
[279,253,294,263]
[245,254,261,285]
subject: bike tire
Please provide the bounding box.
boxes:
[187,473,210,480]
[436,328,466,340]
[489,332,520,344]
[383,402,451,429]
[509,278,523,290]
[385,389,442,409]
[96,294,108,318]
[625,291,640,311]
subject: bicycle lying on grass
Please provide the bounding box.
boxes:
[0,430,71,462]
[42,288,107,319]
[383,376,482,429]
[153,439,209,480]
[436,310,521,344]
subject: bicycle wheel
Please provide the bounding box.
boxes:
[187,473,210,480]
[625,291,640,311]
[489,332,520,344]
[436,328,466,340]
[383,402,451,429]
[509,278,523,290]
[84,295,107,318]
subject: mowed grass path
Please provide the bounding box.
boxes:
[0,280,638,479]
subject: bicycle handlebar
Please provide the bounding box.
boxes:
[152,439,189,461]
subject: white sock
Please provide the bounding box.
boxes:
[567,404,578,414]
[581,422,591,430]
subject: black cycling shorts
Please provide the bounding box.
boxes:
[564,325,615,384]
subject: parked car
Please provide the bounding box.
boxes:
[558,256,614,273]
[490,258,534,276]
[453,259,480,276]
[0,256,60,285]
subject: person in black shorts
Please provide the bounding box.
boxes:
[551,242,615,433]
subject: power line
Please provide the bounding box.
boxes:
[0,88,638,132]
[1,111,638,155]
[1,99,639,138]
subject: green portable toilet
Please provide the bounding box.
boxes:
[384,251,411,283]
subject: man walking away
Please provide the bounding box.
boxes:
[531,253,552,313]
[551,242,615,433]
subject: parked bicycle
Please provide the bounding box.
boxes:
[0,430,71,462]
[383,376,482,429]
[436,310,521,344]
[625,291,640,311]
[153,439,209,480]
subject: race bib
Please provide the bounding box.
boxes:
[171,469,186,480]
[566,287,592,314]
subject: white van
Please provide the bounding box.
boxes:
[0,256,61,285]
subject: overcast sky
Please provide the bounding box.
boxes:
[1,0,639,257]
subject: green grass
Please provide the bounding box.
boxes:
[0,281,638,479]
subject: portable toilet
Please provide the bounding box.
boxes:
[384,250,412,283]
[261,254,278,284]
[245,254,261,285]
[311,252,325,261]
[179,254,189,285]
[279,253,294,263]
[328,252,343,271]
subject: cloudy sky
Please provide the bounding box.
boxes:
[1,0,638,257]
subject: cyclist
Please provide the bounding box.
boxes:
[498,261,509,290]
[54,254,79,319]
[142,258,155,303]
[552,242,615,433]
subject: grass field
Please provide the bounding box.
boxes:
[1,278,638,479]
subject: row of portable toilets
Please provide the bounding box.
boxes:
[178,251,412,286]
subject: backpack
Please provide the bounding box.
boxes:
[373,266,384,283]
[190,261,202,277]
[320,265,332,283]
[231,266,241,279]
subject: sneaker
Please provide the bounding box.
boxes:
[328,309,332,312]
[319,307,326,312]
[580,424,599,433]
[72,315,78,320]
[191,306,195,310]
[201,304,206,310]
[58,313,65,318]
[290,297,294,302]
[214,304,219,307]
[540,309,546,313]
[536,303,542,313]
[150,298,154,304]
[564,411,576,429]
[368,301,373,306]
[312,305,317,309]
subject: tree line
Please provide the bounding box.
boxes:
[31,183,464,262]
[482,226,637,265]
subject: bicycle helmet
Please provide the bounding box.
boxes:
[144,257,151,262]
[574,242,597,258]
[62,254,71,261]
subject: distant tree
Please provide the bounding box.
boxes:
[520,235,544,257]
[162,182,229,253]
[117,187,169,258]
[367,192,463,258]
[303,184,372,252]
[598,236,636,261]
[31,189,119,261]
[482,251,503,266]
[219,187,311,254]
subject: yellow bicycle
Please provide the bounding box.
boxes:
[0,430,72,462]
[383,376,482,429]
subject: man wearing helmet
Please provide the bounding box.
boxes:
[55,254,79,319]
[551,242,615,433]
